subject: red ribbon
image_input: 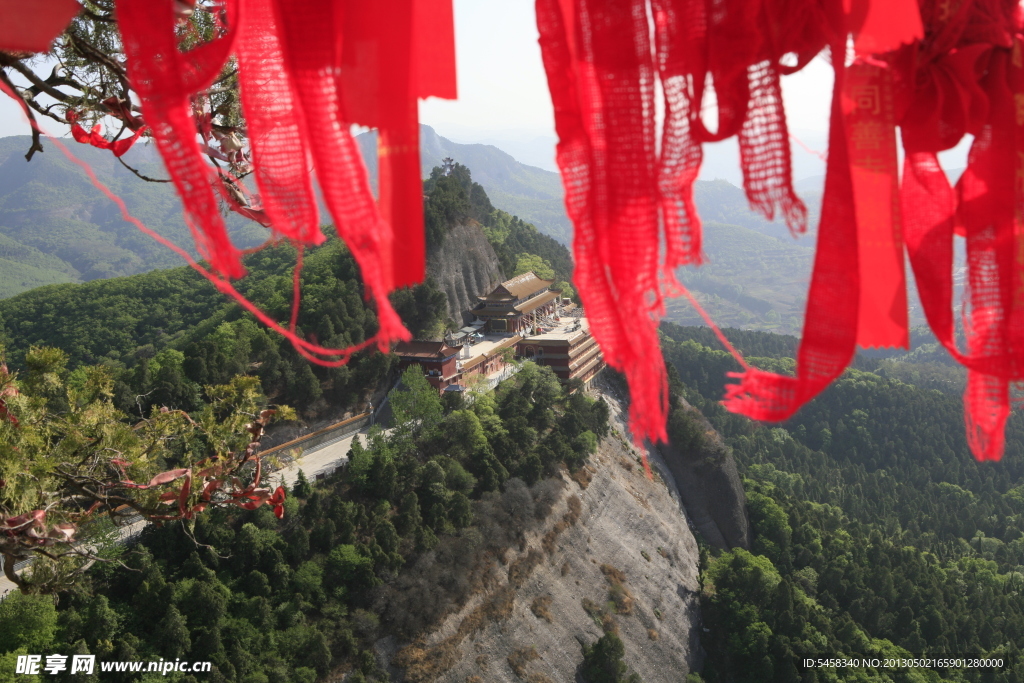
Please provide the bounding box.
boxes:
[110,0,457,364]
[0,0,80,53]
[67,111,148,158]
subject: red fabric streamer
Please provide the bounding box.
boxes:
[843,64,907,349]
[66,111,148,158]
[108,0,456,363]
[11,0,1024,464]
[536,0,823,441]
[0,0,79,53]
[537,0,671,446]
[538,0,1024,463]
[340,0,458,289]
[116,0,245,279]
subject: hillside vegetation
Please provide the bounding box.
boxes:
[0,362,610,683]
[660,324,1024,682]
[0,166,574,424]
[357,126,572,247]
[0,136,266,298]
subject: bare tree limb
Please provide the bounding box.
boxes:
[0,69,44,161]
[117,156,172,183]
[2,551,27,590]
[2,59,77,103]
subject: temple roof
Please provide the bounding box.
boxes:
[480,271,555,301]
[393,340,459,360]
[515,289,561,313]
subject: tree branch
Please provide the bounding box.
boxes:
[0,69,44,161]
[1,551,28,591]
[117,156,172,183]
[2,59,76,103]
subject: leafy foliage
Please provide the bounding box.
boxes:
[0,232,448,419]
[661,324,1024,682]
[0,362,608,680]
[421,162,575,299]
[0,346,295,594]
[580,632,643,683]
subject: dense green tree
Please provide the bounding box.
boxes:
[514,253,556,280]
[155,605,191,659]
[0,343,608,682]
[293,470,313,499]
[661,323,1024,683]
[390,365,444,442]
[580,632,642,683]
[0,592,57,653]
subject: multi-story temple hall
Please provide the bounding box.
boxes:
[471,272,561,334]
[393,270,606,393]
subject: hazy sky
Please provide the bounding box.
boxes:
[419,0,836,179]
[1,1,965,180]
[421,0,835,134]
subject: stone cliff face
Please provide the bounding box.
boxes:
[425,220,504,326]
[385,391,703,683]
[655,397,750,551]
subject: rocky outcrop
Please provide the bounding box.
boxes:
[656,398,750,550]
[384,393,702,683]
[425,220,504,326]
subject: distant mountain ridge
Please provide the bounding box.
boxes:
[356,125,572,243]
[0,136,265,298]
[0,129,826,333]
[0,130,572,300]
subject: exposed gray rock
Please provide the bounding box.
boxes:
[656,398,750,550]
[389,396,702,683]
[425,219,504,326]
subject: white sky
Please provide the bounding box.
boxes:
[421,0,835,135]
[419,0,836,180]
[0,0,965,180]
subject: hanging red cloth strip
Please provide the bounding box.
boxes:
[0,0,80,53]
[340,0,458,289]
[536,0,919,443]
[541,0,1024,462]
[116,0,245,279]
[724,27,864,421]
[712,0,925,422]
[844,64,908,349]
[112,0,456,361]
[537,0,671,447]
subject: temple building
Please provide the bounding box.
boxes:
[393,272,604,394]
[392,340,464,391]
[517,317,605,385]
[472,272,561,334]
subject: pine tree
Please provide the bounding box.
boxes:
[395,492,422,537]
[293,469,313,498]
[156,605,190,659]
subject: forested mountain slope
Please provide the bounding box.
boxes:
[0,136,265,298]
[0,130,570,300]
[0,360,694,683]
[660,323,1024,682]
[357,126,572,246]
[0,166,574,426]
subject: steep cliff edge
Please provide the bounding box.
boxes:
[386,392,702,683]
[425,219,504,326]
[656,397,750,550]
